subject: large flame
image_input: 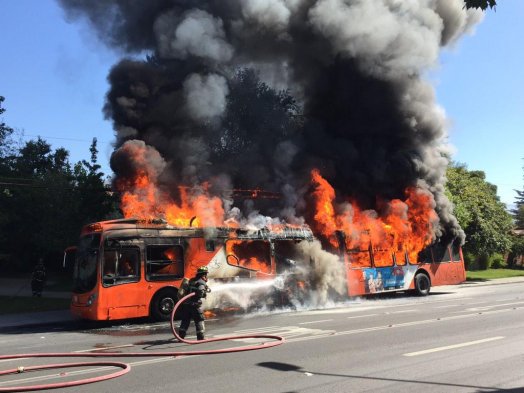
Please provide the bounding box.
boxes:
[118,171,225,228]
[310,169,437,262]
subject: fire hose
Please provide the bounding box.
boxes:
[0,292,284,392]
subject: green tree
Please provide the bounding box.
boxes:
[1,138,78,271]
[0,97,120,272]
[446,163,513,259]
[511,160,524,227]
[73,138,120,224]
[0,96,15,257]
[214,68,300,157]
[464,0,497,10]
[0,96,14,159]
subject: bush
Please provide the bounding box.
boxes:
[464,251,479,271]
[477,254,490,270]
[489,254,506,269]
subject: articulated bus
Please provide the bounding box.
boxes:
[65,218,315,321]
[65,218,465,322]
[334,231,466,297]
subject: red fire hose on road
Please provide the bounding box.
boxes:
[0,292,284,392]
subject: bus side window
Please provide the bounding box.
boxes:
[348,250,372,268]
[103,251,117,277]
[225,240,271,274]
[394,249,407,266]
[205,240,215,252]
[372,248,394,267]
[103,248,140,286]
[451,241,462,262]
[417,246,433,264]
[433,243,451,263]
[146,245,184,281]
[117,249,140,277]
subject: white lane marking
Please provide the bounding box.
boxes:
[454,301,524,313]
[347,314,378,319]
[298,319,333,325]
[74,344,134,353]
[233,326,281,333]
[295,297,474,316]
[386,310,416,314]
[288,306,519,343]
[403,336,505,357]
[0,357,30,364]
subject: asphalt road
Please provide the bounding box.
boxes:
[1,281,524,393]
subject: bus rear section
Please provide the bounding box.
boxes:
[68,219,314,321]
[342,237,465,297]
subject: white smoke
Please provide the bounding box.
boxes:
[204,239,347,312]
[240,0,299,32]
[183,73,229,120]
[154,9,234,62]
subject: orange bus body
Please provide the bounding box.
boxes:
[341,235,466,297]
[68,219,465,321]
[69,218,314,321]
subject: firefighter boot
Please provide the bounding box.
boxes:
[178,330,186,340]
[197,332,205,341]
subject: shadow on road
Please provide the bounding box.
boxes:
[257,361,519,392]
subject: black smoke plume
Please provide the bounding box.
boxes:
[58,0,483,242]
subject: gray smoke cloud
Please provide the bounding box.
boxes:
[58,0,482,244]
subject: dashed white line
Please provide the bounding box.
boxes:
[347,314,378,319]
[298,319,333,325]
[403,336,504,357]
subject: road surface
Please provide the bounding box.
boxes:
[1,281,524,392]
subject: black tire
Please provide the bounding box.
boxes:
[414,273,431,296]
[150,289,178,322]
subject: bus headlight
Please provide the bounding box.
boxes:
[86,294,97,306]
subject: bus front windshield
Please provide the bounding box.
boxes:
[72,234,100,293]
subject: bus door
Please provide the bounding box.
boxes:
[451,241,466,282]
[427,243,460,285]
[369,248,397,293]
[346,247,372,296]
[101,245,143,319]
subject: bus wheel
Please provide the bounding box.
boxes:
[414,273,431,296]
[150,289,178,322]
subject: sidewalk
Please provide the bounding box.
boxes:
[1,276,523,330]
[0,278,70,299]
[0,277,74,330]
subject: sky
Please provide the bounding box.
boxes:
[0,0,522,208]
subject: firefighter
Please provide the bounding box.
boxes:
[178,266,211,341]
[31,258,47,297]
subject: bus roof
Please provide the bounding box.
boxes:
[80,218,314,241]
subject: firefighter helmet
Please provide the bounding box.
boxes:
[197,266,209,276]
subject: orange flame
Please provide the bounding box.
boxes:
[226,240,272,274]
[118,172,226,228]
[310,169,437,262]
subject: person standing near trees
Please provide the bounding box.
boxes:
[31,258,47,297]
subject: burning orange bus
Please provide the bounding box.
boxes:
[65,218,315,321]
[65,216,465,322]
[336,231,466,297]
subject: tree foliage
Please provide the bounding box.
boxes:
[213,68,300,158]
[464,0,497,10]
[0,96,14,158]
[0,98,120,272]
[511,160,524,228]
[446,163,513,257]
